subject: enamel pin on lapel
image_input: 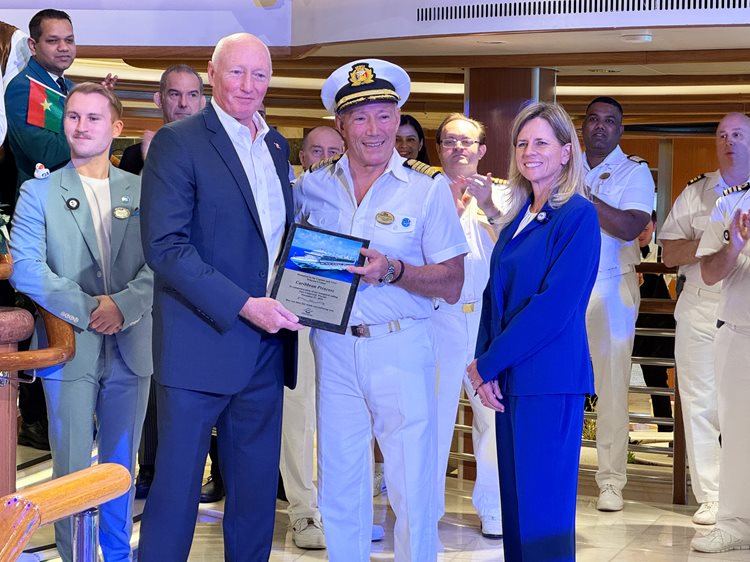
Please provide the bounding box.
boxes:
[34,163,50,179]
[121,195,131,204]
[113,207,131,219]
[66,198,80,210]
[274,142,281,150]
[536,211,547,222]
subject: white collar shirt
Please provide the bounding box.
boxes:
[659,169,735,293]
[211,98,286,292]
[584,145,655,278]
[696,188,750,327]
[294,150,469,325]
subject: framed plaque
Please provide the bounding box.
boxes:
[271,223,369,334]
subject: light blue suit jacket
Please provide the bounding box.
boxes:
[9,162,153,380]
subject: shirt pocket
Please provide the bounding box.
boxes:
[305,210,340,231]
[372,213,418,254]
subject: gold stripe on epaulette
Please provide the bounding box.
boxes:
[309,153,343,173]
[491,177,509,185]
[627,154,649,165]
[403,159,442,178]
[722,181,750,197]
[687,173,707,186]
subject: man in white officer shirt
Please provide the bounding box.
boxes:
[433,113,507,539]
[278,124,345,550]
[660,112,750,526]
[295,59,468,561]
[582,96,654,512]
[691,113,750,554]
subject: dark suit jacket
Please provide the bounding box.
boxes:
[4,58,72,188]
[475,194,601,396]
[118,142,144,175]
[141,104,297,394]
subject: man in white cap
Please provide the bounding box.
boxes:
[295,59,468,561]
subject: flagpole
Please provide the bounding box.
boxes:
[26,75,67,98]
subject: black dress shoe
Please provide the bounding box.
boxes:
[135,466,154,499]
[200,476,225,503]
[17,420,51,451]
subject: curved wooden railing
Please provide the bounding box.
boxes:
[0,306,76,372]
[0,463,131,562]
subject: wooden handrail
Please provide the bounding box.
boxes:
[0,463,131,562]
[0,306,75,372]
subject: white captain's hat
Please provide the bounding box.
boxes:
[321,59,410,115]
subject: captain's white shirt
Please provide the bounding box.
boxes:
[584,145,654,278]
[696,187,750,328]
[294,150,469,325]
[659,170,735,293]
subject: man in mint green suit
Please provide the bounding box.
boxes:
[9,83,152,562]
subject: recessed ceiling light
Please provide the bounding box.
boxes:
[621,33,653,43]
[477,39,507,45]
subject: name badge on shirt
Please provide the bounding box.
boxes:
[374,213,416,233]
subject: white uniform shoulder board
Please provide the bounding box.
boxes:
[722,181,750,197]
[687,173,707,186]
[403,159,442,179]
[309,153,343,173]
[491,177,509,185]
[627,154,649,165]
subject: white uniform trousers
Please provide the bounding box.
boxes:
[674,286,721,503]
[586,270,640,490]
[714,324,750,538]
[433,301,501,520]
[313,319,437,562]
[279,327,320,523]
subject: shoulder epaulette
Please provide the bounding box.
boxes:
[687,173,707,186]
[722,182,750,197]
[309,153,342,172]
[627,155,649,165]
[491,177,509,185]
[403,159,441,179]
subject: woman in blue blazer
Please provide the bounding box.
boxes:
[467,102,601,561]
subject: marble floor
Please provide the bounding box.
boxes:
[16,460,750,562]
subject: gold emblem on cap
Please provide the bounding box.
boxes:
[599,172,611,180]
[113,207,131,219]
[349,63,375,87]
[376,211,394,225]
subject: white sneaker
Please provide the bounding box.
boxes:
[291,517,326,550]
[693,502,719,525]
[480,511,503,539]
[596,484,624,512]
[691,527,750,553]
[371,524,385,542]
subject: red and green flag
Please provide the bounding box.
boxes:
[26,76,66,134]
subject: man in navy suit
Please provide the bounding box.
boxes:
[138,32,302,562]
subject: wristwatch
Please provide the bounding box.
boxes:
[379,256,396,284]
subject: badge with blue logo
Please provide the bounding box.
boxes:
[401,217,411,228]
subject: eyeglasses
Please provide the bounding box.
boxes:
[440,138,481,149]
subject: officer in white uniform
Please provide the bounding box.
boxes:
[659,112,750,526]
[432,113,507,539]
[582,97,654,512]
[279,126,346,550]
[295,59,468,562]
[692,160,750,553]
